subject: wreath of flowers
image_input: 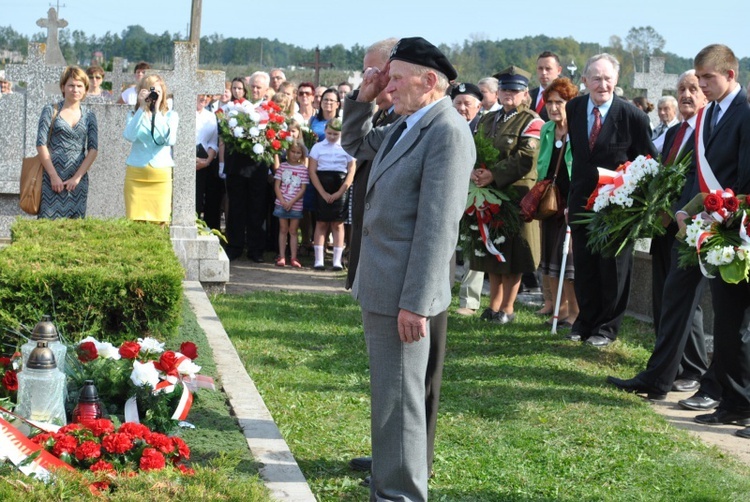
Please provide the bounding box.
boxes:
[678,189,750,284]
[31,418,193,491]
[575,154,691,257]
[458,125,520,262]
[217,100,293,165]
[68,338,208,433]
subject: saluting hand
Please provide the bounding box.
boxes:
[357,64,390,103]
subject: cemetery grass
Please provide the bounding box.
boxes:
[213,290,750,501]
[0,298,271,502]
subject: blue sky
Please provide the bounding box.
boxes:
[3,0,748,60]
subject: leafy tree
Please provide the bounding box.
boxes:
[625,26,666,72]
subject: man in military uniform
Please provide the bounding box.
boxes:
[470,66,544,324]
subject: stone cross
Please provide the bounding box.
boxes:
[347,71,363,90]
[143,42,224,235]
[36,8,68,65]
[5,43,67,156]
[632,57,679,123]
[105,57,130,97]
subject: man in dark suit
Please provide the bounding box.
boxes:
[529,51,562,122]
[671,45,750,432]
[607,70,714,398]
[342,38,474,499]
[345,38,452,487]
[566,53,657,347]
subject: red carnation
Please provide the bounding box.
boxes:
[119,341,141,360]
[89,459,115,473]
[75,440,102,461]
[704,193,723,212]
[172,436,190,460]
[77,341,98,362]
[31,432,53,445]
[265,129,277,140]
[271,139,282,150]
[0,357,11,368]
[179,342,198,360]
[58,423,83,434]
[82,419,115,437]
[102,432,134,454]
[279,130,290,140]
[177,463,195,476]
[118,422,151,440]
[273,114,285,124]
[724,196,740,212]
[154,351,180,376]
[52,434,78,457]
[2,370,18,391]
[146,432,175,455]
[139,447,166,471]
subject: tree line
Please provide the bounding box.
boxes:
[2,25,749,96]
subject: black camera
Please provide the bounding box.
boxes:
[146,86,159,103]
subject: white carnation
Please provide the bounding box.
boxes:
[469,224,478,231]
[138,337,165,354]
[249,127,260,137]
[130,360,160,388]
[253,143,265,155]
[227,110,238,117]
[474,249,486,257]
[248,111,261,123]
[233,126,244,138]
[493,236,506,244]
[97,342,121,360]
[227,117,238,128]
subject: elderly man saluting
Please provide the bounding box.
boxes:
[342,37,475,501]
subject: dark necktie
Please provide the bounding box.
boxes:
[589,107,601,150]
[665,121,690,165]
[381,122,406,158]
[709,102,721,136]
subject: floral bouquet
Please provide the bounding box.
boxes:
[300,124,319,151]
[31,418,193,491]
[678,189,750,283]
[575,154,691,257]
[217,100,293,165]
[0,353,19,402]
[459,126,520,263]
[68,337,211,433]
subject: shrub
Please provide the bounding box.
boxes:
[0,218,184,344]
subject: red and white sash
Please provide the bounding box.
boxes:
[694,106,722,193]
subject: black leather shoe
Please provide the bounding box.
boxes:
[348,456,372,472]
[736,427,750,439]
[694,409,750,426]
[565,331,582,342]
[672,378,700,393]
[585,335,613,347]
[360,475,371,488]
[678,392,720,411]
[480,308,498,321]
[606,376,667,400]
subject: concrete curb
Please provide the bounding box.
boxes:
[183,281,316,501]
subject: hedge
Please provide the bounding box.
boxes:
[0,218,184,345]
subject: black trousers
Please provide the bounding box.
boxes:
[225,168,267,258]
[642,235,710,392]
[710,279,750,412]
[196,160,225,232]
[570,224,632,340]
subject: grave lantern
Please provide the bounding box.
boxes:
[21,315,67,372]
[16,342,67,425]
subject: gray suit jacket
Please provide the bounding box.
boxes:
[342,97,475,317]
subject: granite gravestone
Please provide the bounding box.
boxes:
[632,57,679,125]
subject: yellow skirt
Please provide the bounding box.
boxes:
[124,165,173,223]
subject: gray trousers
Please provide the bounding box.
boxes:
[363,310,429,502]
[459,268,484,309]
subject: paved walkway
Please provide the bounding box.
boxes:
[205,257,750,499]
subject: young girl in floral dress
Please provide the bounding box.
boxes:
[273,140,309,268]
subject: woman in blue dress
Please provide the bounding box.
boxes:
[36,66,98,219]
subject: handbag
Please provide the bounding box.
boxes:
[520,135,565,222]
[19,104,59,215]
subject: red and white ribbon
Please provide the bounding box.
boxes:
[476,210,506,263]
[0,416,73,480]
[694,107,722,193]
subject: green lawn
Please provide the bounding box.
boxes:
[212,290,750,501]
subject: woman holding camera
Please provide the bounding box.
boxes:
[123,74,179,223]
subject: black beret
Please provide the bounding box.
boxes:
[389,37,458,81]
[493,66,531,91]
[450,82,483,102]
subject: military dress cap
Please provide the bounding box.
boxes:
[450,82,483,102]
[493,66,531,90]
[389,37,458,81]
